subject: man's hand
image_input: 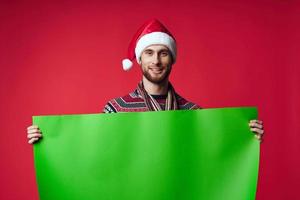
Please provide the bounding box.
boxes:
[249,120,264,142]
[27,125,42,144]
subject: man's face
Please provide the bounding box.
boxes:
[140,45,173,84]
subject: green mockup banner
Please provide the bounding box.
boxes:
[33,107,259,200]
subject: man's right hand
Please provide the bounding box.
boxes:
[27,125,42,144]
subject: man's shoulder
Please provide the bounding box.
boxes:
[103,90,148,113]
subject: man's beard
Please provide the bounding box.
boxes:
[142,66,172,84]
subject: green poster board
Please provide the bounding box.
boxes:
[33,107,259,200]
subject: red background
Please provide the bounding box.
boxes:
[1,1,299,199]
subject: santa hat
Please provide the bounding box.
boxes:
[122,19,177,71]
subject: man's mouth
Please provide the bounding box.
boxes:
[149,67,163,74]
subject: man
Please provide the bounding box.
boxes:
[27,19,264,143]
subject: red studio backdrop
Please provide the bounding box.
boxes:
[0,1,299,199]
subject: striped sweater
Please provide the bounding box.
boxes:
[103,89,200,113]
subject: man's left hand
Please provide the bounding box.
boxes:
[249,120,264,142]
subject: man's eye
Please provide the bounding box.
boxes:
[161,52,169,56]
[145,51,153,55]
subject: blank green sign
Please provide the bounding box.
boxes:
[33,107,259,200]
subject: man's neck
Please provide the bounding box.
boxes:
[142,76,169,95]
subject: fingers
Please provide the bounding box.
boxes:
[249,122,263,129]
[249,120,263,125]
[27,125,38,130]
[249,120,264,142]
[27,133,42,139]
[27,125,42,144]
[27,128,41,134]
[250,127,264,135]
[249,120,264,134]
[27,125,40,133]
[28,137,40,144]
[27,133,42,144]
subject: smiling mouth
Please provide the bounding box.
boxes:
[149,67,163,74]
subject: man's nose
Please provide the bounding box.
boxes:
[152,53,160,65]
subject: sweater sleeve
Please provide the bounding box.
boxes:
[102,102,117,113]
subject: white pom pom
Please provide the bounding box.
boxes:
[122,59,133,71]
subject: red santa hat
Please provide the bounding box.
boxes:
[122,19,177,71]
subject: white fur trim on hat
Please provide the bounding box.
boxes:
[135,32,176,64]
